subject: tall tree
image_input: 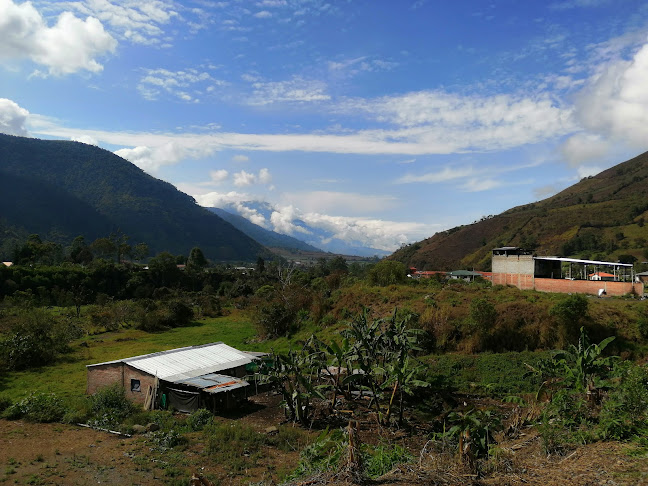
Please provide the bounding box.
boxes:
[133,242,150,262]
[187,247,208,272]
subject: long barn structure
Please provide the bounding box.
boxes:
[491,247,643,296]
[86,342,268,413]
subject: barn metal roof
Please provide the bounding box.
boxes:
[87,342,265,381]
[175,373,249,393]
[534,256,633,267]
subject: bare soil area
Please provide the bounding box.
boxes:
[1,394,647,486]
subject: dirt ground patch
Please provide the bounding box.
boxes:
[1,393,648,486]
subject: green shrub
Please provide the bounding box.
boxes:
[268,425,310,453]
[186,408,213,431]
[544,389,590,428]
[0,309,81,370]
[598,363,648,440]
[0,395,12,413]
[205,423,267,471]
[89,384,138,427]
[289,429,345,480]
[253,300,297,338]
[4,393,67,423]
[151,429,187,449]
[367,261,407,286]
[538,421,574,456]
[362,443,412,479]
[145,410,175,430]
[61,396,92,424]
[136,299,194,331]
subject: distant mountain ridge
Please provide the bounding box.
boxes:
[213,201,390,258]
[0,134,266,261]
[389,150,648,270]
[208,207,322,252]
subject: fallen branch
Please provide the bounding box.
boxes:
[75,423,131,438]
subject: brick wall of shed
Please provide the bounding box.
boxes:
[86,363,156,406]
[533,278,642,297]
[492,254,535,290]
[123,365,157,405]
[492,254,534,276]
[491,272,535,290]
[86,363,124,395]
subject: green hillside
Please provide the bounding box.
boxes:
[390,150,648,270]
[0,134,267,261]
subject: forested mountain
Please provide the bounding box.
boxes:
[208,207,322,252]
[0,134,266,261]
[390,150,648,271]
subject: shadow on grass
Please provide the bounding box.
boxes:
[216,399,266,420]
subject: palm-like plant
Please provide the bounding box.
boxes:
[526,327,616,400]
[554,326,616,398]
[263,337,327,426]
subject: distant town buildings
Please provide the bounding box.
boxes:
[491,247,642,296]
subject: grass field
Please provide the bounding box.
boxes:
[0,308,266,400]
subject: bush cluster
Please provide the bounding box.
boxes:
[4,392,68,423]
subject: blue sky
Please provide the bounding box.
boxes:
[2,0,648,253]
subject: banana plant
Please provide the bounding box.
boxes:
[526,327,617,400]
[262,336,328,426]
[342,308,387,419]
[554,326,616,397]
[320,337,354,405]
[446,407,501,468]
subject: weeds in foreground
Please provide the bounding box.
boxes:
[205,422,267,472]
[287,428,413,482]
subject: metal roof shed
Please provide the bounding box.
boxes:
[86,342,268,412]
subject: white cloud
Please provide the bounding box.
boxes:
[232,154,249,162]
[0,98,29,135]
[459,178,503,192]
[194,190,253,207]
[268,204,437,251]
[187,193,437,252]
[560,133,611,166]
[254,10,272,18]
[0,0,117,75]
[248,76,330,105]
[114,142,214,172]
[549,0,611,10]
[270,205,309,235]
[209,169,229,184]
[346,90,574,151]
[71,134,98,145]
[231,203,266,227]
[576,165,603,178]
[533,183,564,199]
[233,168,272,186]
[571,41,648,151]
[29,115,573,158]
[233,169,256,186]
[396,166,477,184]
[283,191,398,215]
[257,0,287,7]
[328,56,398,77]
[138,68,225,102]
[66,0,178,45]
[258,168,272,184]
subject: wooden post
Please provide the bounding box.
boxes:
[347,420,363,480]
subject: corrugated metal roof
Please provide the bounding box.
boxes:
[87,342,264,381]
[448,270,482,276]
[177,373,249,394]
